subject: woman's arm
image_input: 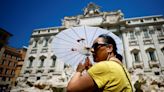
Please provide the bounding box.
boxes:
[67,62,95,92]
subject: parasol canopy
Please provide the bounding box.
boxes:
[51,26,123,69]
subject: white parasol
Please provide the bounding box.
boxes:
[51,26,123,69]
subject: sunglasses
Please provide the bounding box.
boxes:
[92,42,109,50]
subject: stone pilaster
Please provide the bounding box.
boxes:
[135,27,150,71]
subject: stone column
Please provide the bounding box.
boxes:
[121,29,132,68]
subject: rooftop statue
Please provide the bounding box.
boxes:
[83,2,100,16]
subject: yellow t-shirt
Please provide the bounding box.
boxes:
[88,61,132,92]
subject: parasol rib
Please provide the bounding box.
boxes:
[84,26,89,46]
[54,50,77,55]
[89,27,98,46]
[70,27,85,47]
[67,53,85,66]
[57,51,77,59]
[62,32,82,47]
[53,47,76,49]
[59,52,82,65]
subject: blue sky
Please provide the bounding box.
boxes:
[0,0,164,48]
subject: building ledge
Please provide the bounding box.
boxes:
[144,68,152,72]
[24,69,32,74]
[158,35,164,43]
[143,37,153,45]
[36,69,44,73]
[161,67,164,71]
[0,81,11,85]
[133,62,144,69]
[149,60,160,68]
[129,39,139,46]
[48,69,55,73]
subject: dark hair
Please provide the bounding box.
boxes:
[116,53,123,62]
[98,34,123,61]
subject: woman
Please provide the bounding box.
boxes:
[67,34,133,92]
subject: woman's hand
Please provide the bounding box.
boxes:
[76,62,85,73]
[76,57,92,73]
[85,57,92,70]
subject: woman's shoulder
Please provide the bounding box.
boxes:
[94,61,109,66]
[88,61,109,71]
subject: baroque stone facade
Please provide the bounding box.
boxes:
[15,3,164,92]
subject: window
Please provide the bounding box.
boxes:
[49,38,53,43]
[161,47,164,55]
[0,68,3,74]
[44,39,49,47]
[134,52,140,62]
[128,21,131,23]
[143,29,149,38]
[157,27,164,36]
[8,77,10,81]
[146,48,157,62]
[149,29,154,34]
[33,40,38,48]
[153,18,157,21]
[5,53,7,57]
[25,77,28,80]
[52,59,56,67]
[1,60,5,65]
[8,61,11,66]
[12,56,15,59]
[5,69,8,75]
[40,59,44,67]
[64,64,68,68]
[39,56,46,68]
[14,63,17,67]
[2,77,6,81]
[11,70,15,75]
[140,19,144,22]
[129,31,135,39]
[37,77,40,80]
[154,72,160,75]
[17,57,20,61]
[51,55,56,67]
[28,56,35,68]
[29,60,33,68]
[148,51,156,61]
[131,49,140,63]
